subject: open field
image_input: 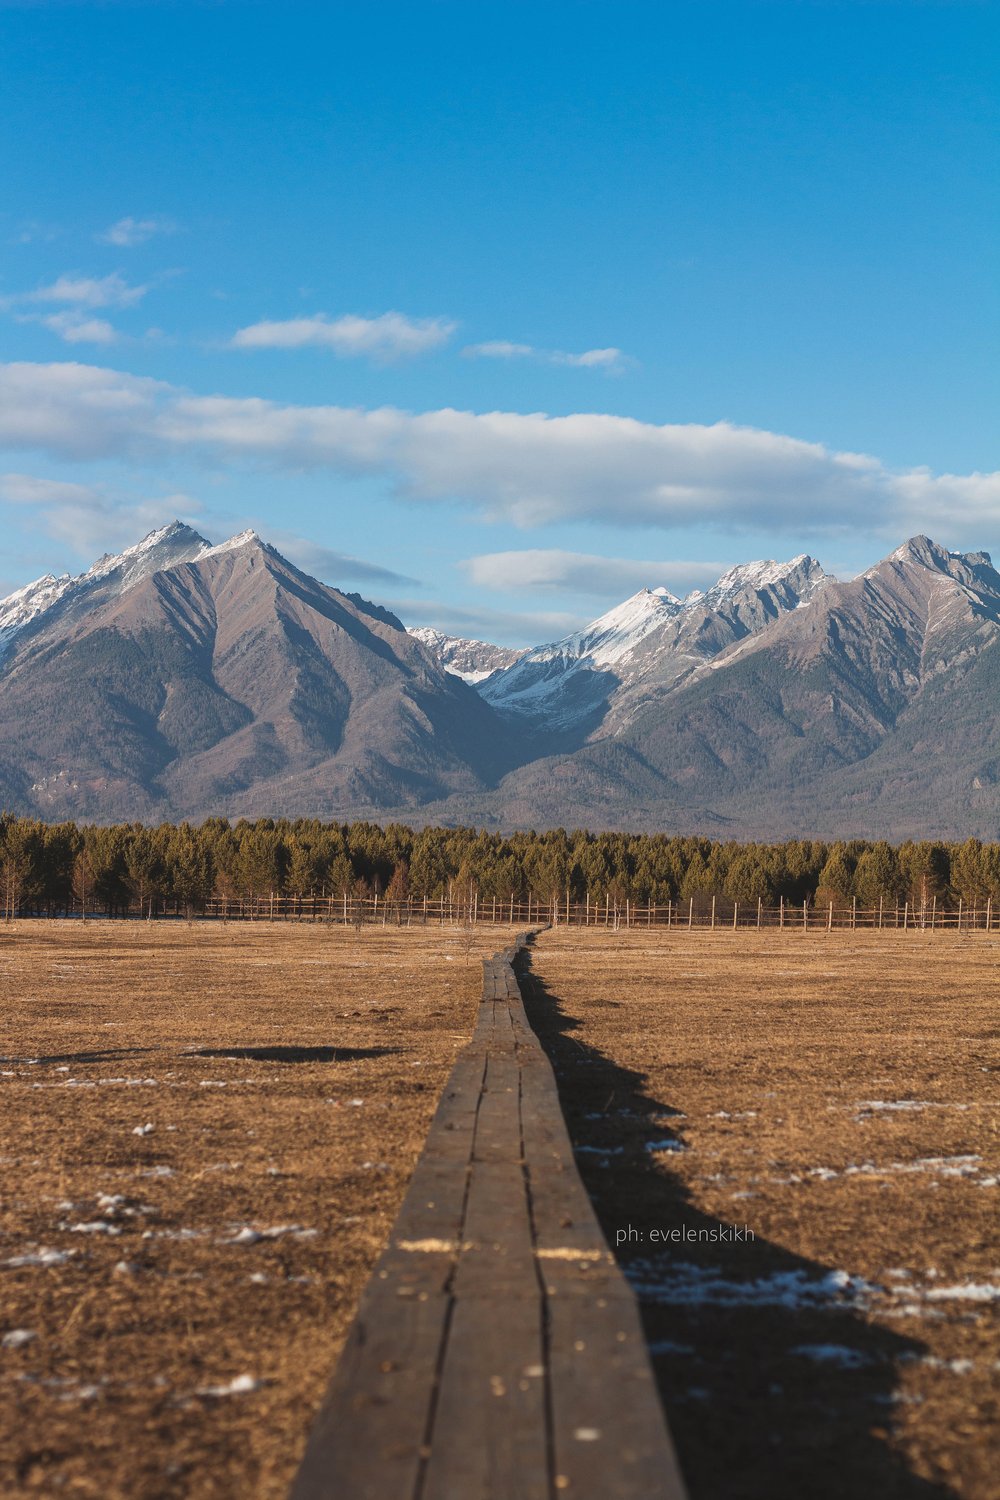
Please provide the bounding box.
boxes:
[0,920,518,1499]
[523,929,1000,1500]
[2,922,997,1500]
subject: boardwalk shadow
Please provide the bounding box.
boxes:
[517,951,951,1500]
[188,1045,401,1064]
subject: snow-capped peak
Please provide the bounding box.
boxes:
[698,554,818,601]
[201,528,263,558]
[569,588,682,666]
[0,521,213,661]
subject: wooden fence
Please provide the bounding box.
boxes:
[6,891,998,931]
[198,891,998,931]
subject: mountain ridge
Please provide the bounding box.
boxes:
[0,527,998,837]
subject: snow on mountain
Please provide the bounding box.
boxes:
[480,555,831,730]
[408,626,525,684]
[0,522,213,660]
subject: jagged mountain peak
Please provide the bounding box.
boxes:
[699,552,827,601]
[866,535,1000,595]
[0,519,214,657]
[408,626,525,684]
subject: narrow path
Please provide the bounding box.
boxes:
[291,935,686,1500]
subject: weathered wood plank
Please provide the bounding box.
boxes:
[290,1292,447,1500]
[452,1158,537,1298]
[547,1294,687,1499]
[421,1296,549,1500]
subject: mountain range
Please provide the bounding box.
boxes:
[1,524,998,838]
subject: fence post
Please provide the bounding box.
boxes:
[710,895,716,929]
[733,901,738,930]
[931,894,936,930]
[688,897,693,929]
[903,901,908,931]
[958,898,963,932]
[779,896,784,930]
[878,895,883,930]
[852,895,857,930]
[828,901,833,932]
[803,899,808,930]
[757,896,762,930]
[988,897,993,933]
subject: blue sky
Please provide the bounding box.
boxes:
[0,0,997,643]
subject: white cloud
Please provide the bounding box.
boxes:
[464,341,629,374]
[0,469,203,555]
[0,360,998,544]
[36,311,119,345]
[464,341,536,360]
[231,311,455,361]
[97,216,176,248]
[15,272,148,310]
[463,550,727,597]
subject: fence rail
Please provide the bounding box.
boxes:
[6,891,997,931]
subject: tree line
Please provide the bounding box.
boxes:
[2,814,999,918]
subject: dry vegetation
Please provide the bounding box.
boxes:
[0,918,517,1499]
[523,927,999,1500]
[2,920,997,1500]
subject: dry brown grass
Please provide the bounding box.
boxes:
[0,918,518,1499]
[524,927,999,1500]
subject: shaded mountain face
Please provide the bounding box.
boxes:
[0,528,516,821]
[407,627,524,684]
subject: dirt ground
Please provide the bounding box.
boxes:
[0,918,516,1500]
[522,927,999,1500]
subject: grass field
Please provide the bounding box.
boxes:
[524,928,999,1500]
[1,922,997,1499]
[0,919,516,1499]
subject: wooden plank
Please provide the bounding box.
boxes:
[452,1158,537,1299]
[547,1294,687,1500]
[471,1051,522,1163]
[421,1296,549,1500]
[290,1292,447,1500]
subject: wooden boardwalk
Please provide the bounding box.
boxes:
[291,934,686,1500]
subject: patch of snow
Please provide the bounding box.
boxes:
[627,1263,878,1309]
[2,1329,36,1349]
[923,1283,1000,1303]
[792,1344,872,1369]
[224,1225,315,1245]
[195,1373,263,1398]
[2,1247,71,1268]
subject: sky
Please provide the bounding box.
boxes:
[0,0,997,644]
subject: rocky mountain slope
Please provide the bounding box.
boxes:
[407,626,524,683]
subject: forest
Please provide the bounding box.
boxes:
[2,813,999,918]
